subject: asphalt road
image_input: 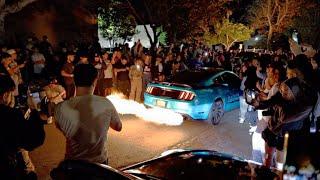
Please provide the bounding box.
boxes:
[30,109,252,179]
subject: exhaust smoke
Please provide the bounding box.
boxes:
[107,93,183,126]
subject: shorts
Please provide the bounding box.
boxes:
[103,78,113,89]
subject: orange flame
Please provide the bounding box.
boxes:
[107,93,183,126]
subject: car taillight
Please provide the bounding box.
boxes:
[178,91,195,101]
[146,86,154,93]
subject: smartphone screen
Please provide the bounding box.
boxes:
[31,92,41,106]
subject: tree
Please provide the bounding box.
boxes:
[156,26,167,46]
[181,0,231,41]
[290,1,320,48]
[98,1,137,47]
[0,0,38,41]
[203,19,253,51]
[248,0,304,49]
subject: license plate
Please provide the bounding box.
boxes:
[156,100,166,108]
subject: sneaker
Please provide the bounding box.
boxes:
[239,118,245,124]
[249,126,257,133]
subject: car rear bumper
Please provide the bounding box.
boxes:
[144,93,209,120]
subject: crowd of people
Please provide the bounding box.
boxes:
[1,34,320,178]
[239,49,320,169]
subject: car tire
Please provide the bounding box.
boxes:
[208,98,224,125]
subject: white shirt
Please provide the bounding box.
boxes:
[54,95,120,163]
[31,52,45,74]
[104,62,113,79]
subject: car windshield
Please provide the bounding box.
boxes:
[172,69,221,87]
[126,151,277,180]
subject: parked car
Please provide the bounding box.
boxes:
[144,68,241,124]
[51,150,281,180]
[122,149,281,180]
[50,160,141,180]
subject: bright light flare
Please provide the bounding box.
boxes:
[107,93,183,126]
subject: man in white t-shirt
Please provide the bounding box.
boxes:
[54,64,122,164]
[31,47,46,77]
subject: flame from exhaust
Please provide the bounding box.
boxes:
[107,93,183,126]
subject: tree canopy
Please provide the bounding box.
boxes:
[203,19,253,50]
[247,0,305,49]
[98,0,137,44]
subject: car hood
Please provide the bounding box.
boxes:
[122,149,281,180]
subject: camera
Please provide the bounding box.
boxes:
[244,89,258,105]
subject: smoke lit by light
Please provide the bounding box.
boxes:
[107,93,183,126]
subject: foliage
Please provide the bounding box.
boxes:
[247,0,305,48]
[125,0,231,45]
[156,26,167,46]
[98,1,137,42]
[203,19,253,50]
[181,0,232,41]
[0,0,38,39]
[289,1,320,48]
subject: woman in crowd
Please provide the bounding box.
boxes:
[253,60,316,168]
[101,51,114,96]
[251,63,286,163]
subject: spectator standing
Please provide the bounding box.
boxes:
[7,49,24,105]
[142,55,152,90]
[129,58,143,102]
[92,53,104,96]
[192,54,204,69]
[111,49,122,65]
[54,64,122,164]
[133,40,143,58]
[61,52,75,99]
[101,52,113,96]
[252,63,285,163]
[114,57,130,97]
[39,35,53,59]
[311,55,320,92]
[163,54,174,79]
[0,75,45,179]
[154,56,164,81]
[78,53,89,65]
[0,53,11,76]
[31,47,46,79]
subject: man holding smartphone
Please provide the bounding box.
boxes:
[0,75,45,179]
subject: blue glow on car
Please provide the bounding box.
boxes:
[144,70,241,120]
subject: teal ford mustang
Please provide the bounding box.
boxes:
[144,68,241,125]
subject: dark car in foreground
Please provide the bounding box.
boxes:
[144,68,241,125]
[51,149,281,180]
[122,149,281,180]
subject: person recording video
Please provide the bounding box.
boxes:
[0,75,46,179]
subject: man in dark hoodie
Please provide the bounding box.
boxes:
[0,75,45,179]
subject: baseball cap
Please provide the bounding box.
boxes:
[6,49,16,55]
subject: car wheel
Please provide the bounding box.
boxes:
[208,99,224,125]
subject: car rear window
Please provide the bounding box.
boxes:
[172,70,220,87]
